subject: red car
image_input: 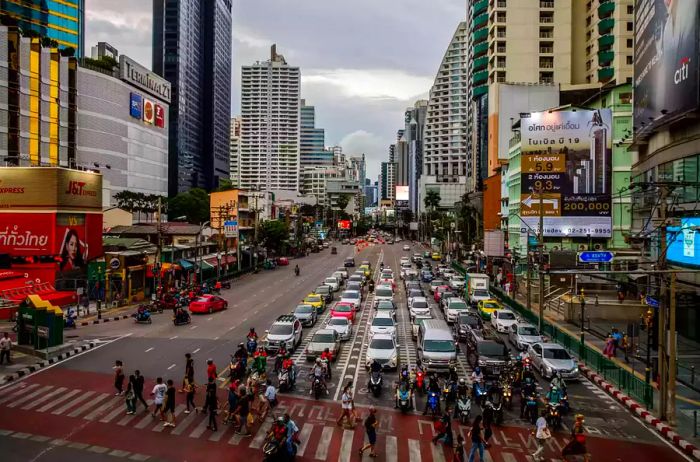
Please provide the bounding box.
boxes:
[277,257,289,266]
[189,295,228,314]
[330,302,356,322]
[434,285,450,303]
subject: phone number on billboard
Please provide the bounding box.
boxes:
[543,228,611,235]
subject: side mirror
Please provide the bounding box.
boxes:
[265,329,270,334]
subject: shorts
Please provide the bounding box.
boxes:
[165,402,175,413]
[366,430,377,445]
[154,401,163,409]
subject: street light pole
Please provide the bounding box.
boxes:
[579,289,586,358]
[537,188,545,333]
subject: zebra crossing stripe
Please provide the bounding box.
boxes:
[67,393,110,418]
[6,385,53,408]
[171,409,200,435]
[188,412,211,438]
[296,423,313,456]
[52,390,95,415]
[314,425,334,460]
[153,404,186,432]
[0,383,40,406]
[134,410,157,429]
[84,396,123,421]
[100,400,132,424]
[36,389,81,413]
[117,401,153,426]
[385,435,398,462]
[430,442,446,462]
[408,438,422,462]
[339,429,354,462]
[21,387,67,411]
[249,420,273,449]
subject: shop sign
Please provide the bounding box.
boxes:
[0,167,102,211]
[109,257,121,270]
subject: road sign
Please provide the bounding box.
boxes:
[224,220,238,238]
[578,251,614,263]
[645,295,659,308]
[37,326,49,339]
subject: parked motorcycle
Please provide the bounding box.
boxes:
[368,370,383,397]
[64,307,78,328]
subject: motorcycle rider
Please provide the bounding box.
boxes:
[252,346,268,375]
[546,384,563,406]
[453,378,470,418]
[247,327,258,342]
[471,366,485,399]
[268,416,289,454]
[521,376,537,418]
[274,345,288,373]
[422,372,442,415]
[283,413,299,455]
[282,354,296,387]
[320,348,333,379]
[234,343,248,369]
[551,371,566,393]
[310,358,328,395]
[368,279,375,293]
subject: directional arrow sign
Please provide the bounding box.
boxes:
[521,195,559,211]
[645,295,659,308]
[578,251,615,263]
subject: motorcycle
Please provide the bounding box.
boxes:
[262,433,296,462]
[312,376,324,400]
[368,371,382,397]
[64,308,78,328]
[132,309,152,324]
[229,356,245,381]
[472,380,488,406]
[485,391,504,426]
[442,378,457,405]
[173,309,191,326]
[247,338,258,355]
[456,395,472,425]
[524,392,539,424]
[278,368,291,393]
[546,402,563,429]
[502,382,513,411]
[426,390,441,417]
[397,386,412,413]
[414,369,426,395]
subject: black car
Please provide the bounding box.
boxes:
[344,257,356,267]
[315,285,333,304]
[465,328,511,377]
[454,311,482,342]
[407,288,424,300]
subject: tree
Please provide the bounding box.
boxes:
[334,194,351,212]
[258,220,289,255]
[424,190,441,211]
[167,188,210,224]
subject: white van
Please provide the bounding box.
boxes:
[417,319,457,372]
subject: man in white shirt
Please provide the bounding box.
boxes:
[532,410,549,461]
[151,377,167,419]
[0,332,12,365]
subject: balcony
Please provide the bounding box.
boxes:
[598,0,615,18]
[473,28,488,43]
[598,34,615,49]
[540,0,554,8]
[472,56,488,71]
[598,50,614,65]
[473,41,488,57]
[598,17,614,34]
[540,14,554,23]
[598,66,614,82]
[539,46,554,54]
[473,0,488,17]
[473,70,488,85]
[472,13,488,29]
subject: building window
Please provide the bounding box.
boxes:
[627,38,633,48]
[627,5,634,14]
[626,55,633,65]
[626,22,633,31]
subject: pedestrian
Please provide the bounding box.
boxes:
[181,353,194,392]
[531,410,550,462]
[358,406,378,458]
[235,386,252,436]
[184,376,197,414]
[432,411,453,446]
[125,375,137,415]
[467,415,485,462]
[206,358,217,382]
[113,360,125,395]
[80,293,89,316]
[261,378,277,421]
[336,383,355,428]
[133,370,148,411]
[621,334,630,363]
[224,382,238,424]
[151,377,167,420]
[163,379,177,427]
[205,383,219,432]
[0,332,12,365]
[454,435,466,462]
[562,414,589,461]
[603,335,615,359]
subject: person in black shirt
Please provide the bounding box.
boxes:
[468,415,485,461]
[205,385,218,432]
[133,370,148,411]
[235,387,252,436]
[358,406,378,457]
[163,379,177,428]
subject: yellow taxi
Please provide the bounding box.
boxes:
[431,252,442,261]
[303,293,326,313]
[477,299,502,320]
[359,264,371,278]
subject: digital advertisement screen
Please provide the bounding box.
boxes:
[667,217,700,268]
[520,109,613,237]
[395,185,409,202]
[337,220,351,230]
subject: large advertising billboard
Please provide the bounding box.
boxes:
[667,217,700,268]
[395,185,409,202]
[337,220,352,230]
[634,0,699,135]
[0,167,102,211]
[519,109,613,237]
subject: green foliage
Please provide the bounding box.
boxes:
[424,190,441,210]
[83,56,117,72]
[259,220,289,254]
[167,188,210,224]
[113,191,166,221]
[334,194,351,212]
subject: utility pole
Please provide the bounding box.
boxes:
[658,186,669,421]
[669,272,677,425]
[537,187,545,333]
[156,196,162,297]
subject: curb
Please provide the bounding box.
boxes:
[79,314,132,326]
[580,364,700,460]
[2,341,96,384]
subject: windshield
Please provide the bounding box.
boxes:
[424,340,455,352]
[349,276,363,282]
[342,291,360,300]
[347,283,362,291]
[473,290,490,297]
[370,338,394,349]
[305,296,321,303]
[324,278,336,284]
[452,277,464,283]
[460,314,479,327]
[376,288,393,297]
[519,326,539,336]
[312,334,335,343]
[372,317,394,327]
[316,286,330,294]
[544,348,571,360]
[482,302,499,310]
[477,342,508,357]
[295,305,313,314]
[431,280,444,286]
[333,304,352,312]
[377,301,394,309]
[449,301,468,310]
[269,325,293,336]
[328,318,348,326]
[412,300,428,309]
[498,311,516,320]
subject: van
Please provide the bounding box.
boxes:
[417,319,457,372]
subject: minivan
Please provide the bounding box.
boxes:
[417,319,457,372]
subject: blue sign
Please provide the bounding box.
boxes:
[315,221,323,229]
[130,92,142,119]
[578,251,614,263]
[645,295,659,309]
[319,232,326,240]
[667,217,700,268]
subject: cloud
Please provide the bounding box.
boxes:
[303,69,432,101]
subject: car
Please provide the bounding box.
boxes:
[374,285,394,305]
[409,296,430,320]
[527,343,579,380]
[405,280,421,292]
[429,279,446,294]
[323,276,340,292]
[403,268,419,280]
[330,301,356,322]
[326,317,352,341]
[349,239,357,245]
[434,285,451,303]
[365,333,398,370]
[490,309,518,333]
[276,257,289,266]
[508,323,543,351]
[315,285,333,304]
[369,312,396,337]
[431,252,441,261]
[340,290,362,310]
[361,260,372,269]
[346,281,362,293]
[438,291,457,311]
[335,267,349,280]
[344,257,355,267]
[465,329,511,377]
[423,251,431,258]
[454,311,482,342]
[403,244,411,251]
[469,289,492,307]
[449,276,465,291]
[293,303,317,327]
[378,274,395,289]
[412,253,423,263]
[375,299,397,318]
[348,274,365,287]
[407,288,424,300]
[306,329,341,361]
[189,295,228,314]
[264,315,303,353]
[421,270,434,283]
[399,261,412,277]
[477,299,502,320]
[303,293,326,314]
[331,247,338,254]
[359,265,371,277]
[444,298,470,324]
[411,314,433,339]
[322,242,330,248]
[332,271,346,284]
[400,256,411,265]
[442,269,456,280]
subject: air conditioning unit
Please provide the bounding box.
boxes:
[594,244,603,250]
[579,244,586,250]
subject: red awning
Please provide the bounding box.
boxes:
[204,255,237,267]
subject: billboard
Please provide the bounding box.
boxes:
[130,93,142,119]
[0,167,102,211]
[395,185,409,202]
[155,104,165,128]
[337,220,352,230]
[667,217,700,268]
[519,109,613,237]
[634,0,699,135]
[143,99,155,124]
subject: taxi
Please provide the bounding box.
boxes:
[303,293,326,314]
[477,299,503,320]
[359,264,371,278]
[431,252,442,261]
[330,301,356,322]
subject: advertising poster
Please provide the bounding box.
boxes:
[130,92,142,119]
[337,220,352,230]
[143,98,155,124]
[395,185,409,201]
[55,213,103,274]
[155,104,165,128]
[667,217,700,267]
[0,213,55,256]
[634,0,699,134]
[520,109,613,237]
[0,167,102,211]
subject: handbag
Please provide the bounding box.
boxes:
[125,390,135,401]
[541,427,552,439]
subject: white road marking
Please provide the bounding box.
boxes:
[0,383,40,405]
[192,348,201,354]
[408,439,422,462]
[67,393,110,418]
[214,336,220,340]
[21,387,67,410]
[296,423,313,456]
[207,317,213,321]
[314,426,334,460]
[52,391,95,415]
[338,429,354,462]
[84,396,122,421]
[36,389,81,413]
[190,325,198,330]
[167,364,176,370]
[385,435,398,462]
[169,335,178,340]
[430,441,446,462]
[145,347,154,352]
[7,386,54,408]
[249,420,273,449]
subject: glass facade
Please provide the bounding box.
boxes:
[300,103,330,168]
[1,0,84,56]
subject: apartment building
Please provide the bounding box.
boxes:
[229,117,241,187]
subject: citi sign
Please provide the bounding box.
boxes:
[130,93,165,128]
[674,57,691,85]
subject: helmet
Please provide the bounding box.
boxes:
[459,378,466,385]
[238,343,244,348]
[249,327,255,331]
[277,416,285,424]
[551,385,558,391]
[369,406,377,414]
[324,348,330,353]
[316,358,322,364]
[474,367,481,374]
[207,358,213,364]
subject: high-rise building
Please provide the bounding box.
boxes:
[419,22,468,212]
[240,45,301,191]
[380,161,397,201]
[329,145,345,168]
[301,166,341,207]
[300,100,331,170]
[229,117,241,187]
[404,100,428,214]
[0,0,85,57]
[152,0,232,196]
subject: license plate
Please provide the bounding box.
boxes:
[492,368,500,374]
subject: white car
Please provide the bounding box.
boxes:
[340,290,362,310]
[369,312,396,337]
[442,269,456,280]
[326,317,352,341]
[324,276,340,292]
[374,285,394,307]
[527,342,579,380]
[469,289,492,307]
[409,296,430,319]
[490,309,518,333]
[332,271,346,284]
[444,298,469,324]
[365,333,398,370]
[508,323,543,350]
[379,274,395,288]
[449,276,465,291]
[335,267,349,280]
[402,244,411,251]
[400,256,411,266]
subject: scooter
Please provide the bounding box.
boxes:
[312,376,324,400]
[262,433,297,462]
[414,369,426,395]
[456,395,472,425]
[426,390,441,417]
[472,380,488,406]
[368,371,382,397]
[442,378,457,405]
[247,338,258,355]
[229,356,245,381]
[486,392,504,426]
[546,402,563,429]
[397,386,412,413]
[278,368,291,393]
[524,392,539,424]
[173,309,191,326]
[64,308,78,328]
[502,382,513,411]
[132,309,152,324]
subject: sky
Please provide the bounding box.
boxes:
[85,0,466,180]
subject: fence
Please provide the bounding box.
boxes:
[451,261,654,409]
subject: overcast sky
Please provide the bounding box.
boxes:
[86,0,465,180]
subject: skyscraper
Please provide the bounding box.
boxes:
[240,45,300,191]
[229,117,241,187]
[300,100,331,170]
[405,100,428,214]
[0,0,85,57]
[152,0,232,196]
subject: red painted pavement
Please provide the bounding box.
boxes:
[0,368,688,462]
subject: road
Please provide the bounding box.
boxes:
[0,241,691,461]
